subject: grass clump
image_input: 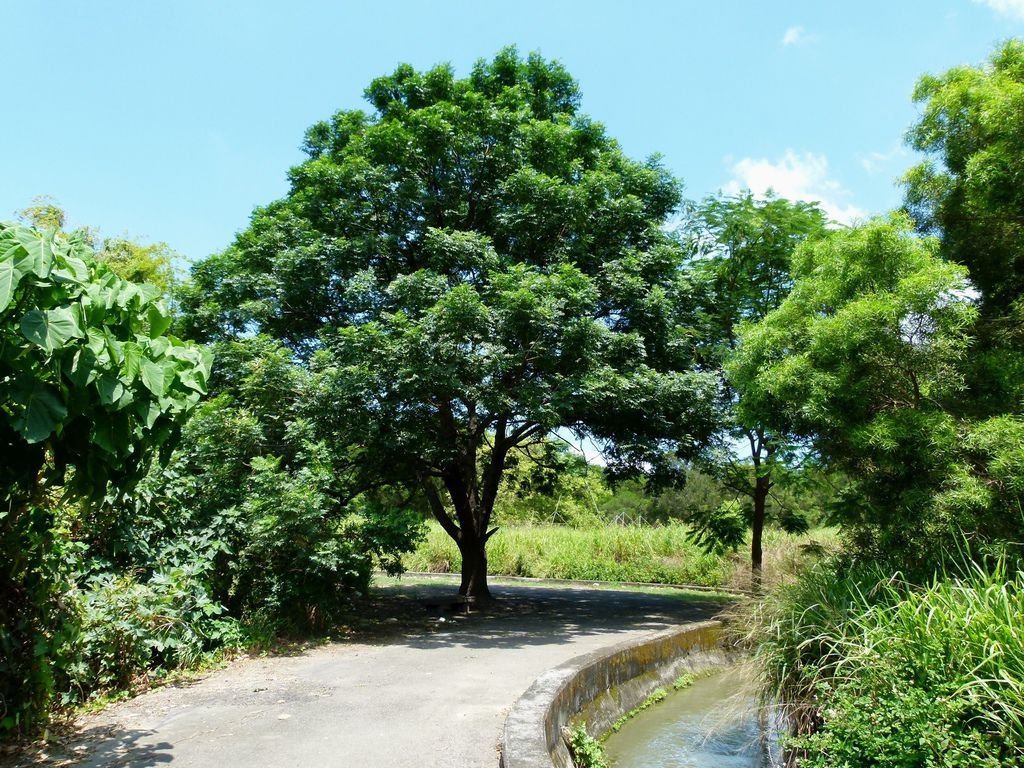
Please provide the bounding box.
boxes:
[749,559,1024,767]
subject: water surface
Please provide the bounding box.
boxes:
[602,668,780,768]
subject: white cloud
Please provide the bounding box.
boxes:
[723,150,867,225]
[974,0,1024,20]
[858,145,909,175]
[782,25,808,45]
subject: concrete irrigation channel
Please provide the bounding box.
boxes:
[8,577,731,768]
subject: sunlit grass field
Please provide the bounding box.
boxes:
[403,521,834,589]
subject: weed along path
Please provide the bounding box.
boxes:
[38,579,726,768]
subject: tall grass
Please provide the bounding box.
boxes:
[404,521,820,588]
[747,559,1024,766]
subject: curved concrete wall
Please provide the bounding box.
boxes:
[500,620,726,768]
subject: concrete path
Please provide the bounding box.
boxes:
[36,580,724,768]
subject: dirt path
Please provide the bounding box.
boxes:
[19,580,726,768]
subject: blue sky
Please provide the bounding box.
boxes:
[4,1,1024,263]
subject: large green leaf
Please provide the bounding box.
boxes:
[148,302,172,337]
[95,373,126,406]
[8,383,67,443]
[147,336,170,358]
[51,254,91,285]
[12,227,54,277]
[64,347,100,388]
[134,399,163,429]
[140,357,169,396]
[0,227,26,263]
[122,341,142,382]
[0,258,17,313]
[21,305,85,352]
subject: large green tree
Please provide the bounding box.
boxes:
[0,221,210,734]
[686,193,827,584]
[182,49,716,599]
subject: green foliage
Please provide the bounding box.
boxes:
[793,683,1010,768]
[730,217,982,563]
[0,223,210,494]
[894,41,1024,572]
[904,40,1024,324]
[18,198,180,298]
[687,192,828,340]
[732,216,974,448]
[0,503,79,734]
[18,196,66,232]
[95,238,178,296]
[231,451,422,629]
[120,336,425,632]
[61,564,225,700]
[687,499,748,556]
[181,48,716,596]
[0,221,210,737]
[751,561,1024,766]
[492,442,611,526]
[567,723,609,768]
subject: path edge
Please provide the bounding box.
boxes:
[499,620,726,768]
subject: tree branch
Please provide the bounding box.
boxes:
[421,477,461,541]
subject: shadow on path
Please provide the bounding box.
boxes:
[2,726,173,768]
[368,582,728,651]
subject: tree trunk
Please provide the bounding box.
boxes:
[457,529,491,601]
[421,477,495,602]
[751,472,769,592]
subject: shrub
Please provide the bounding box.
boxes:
[750,559,1024,766]
[232,450,422,630]
[60,564,226,702]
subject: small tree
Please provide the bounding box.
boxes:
[728,217,977,562]
[686,192,827,585]
[0,222,210,734]
[182,49,716,599]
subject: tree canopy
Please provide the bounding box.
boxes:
[904,39,1024,322]
[904,40,1024,420]
[182,48,716,598]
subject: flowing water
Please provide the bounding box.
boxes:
[602,668,781,768]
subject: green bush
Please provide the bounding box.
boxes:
[751,560,1024,766]
[231,450,422,630]
[0,504,79,733]
[118,338,426,633]
[60,564,227,702]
